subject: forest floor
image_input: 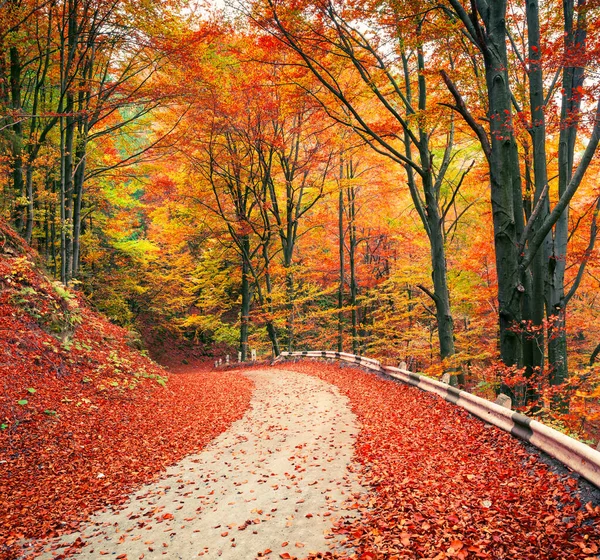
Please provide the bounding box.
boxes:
[24,369,365,560]
[10,361,600,560]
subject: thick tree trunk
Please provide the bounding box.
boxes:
[476,0,525,389]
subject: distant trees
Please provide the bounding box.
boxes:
[247,0,478,380]
[166,37,335,358]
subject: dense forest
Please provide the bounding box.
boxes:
[1,0,600,437]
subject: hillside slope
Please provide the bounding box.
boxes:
[0,222,253,559]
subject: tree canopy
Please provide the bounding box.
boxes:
[2,0,600,433]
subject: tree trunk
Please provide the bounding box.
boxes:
[338,183,345,353]
[61,92,75,285]
[24,166,34,243]
[284,266,294,352]
[347,184,359,354]
[72,137,87,279]
[547,0,587,391]
[426,194,460,384]
[239,235,251,361]
[9,46,25,234]
[261,245,280,357]
[476,0,525,386]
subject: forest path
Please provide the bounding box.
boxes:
[34,369,365,559]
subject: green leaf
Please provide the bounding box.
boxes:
[17,399,28,406]
[27,387,36,394]
[1,423,7,430]
[44,410,57,416]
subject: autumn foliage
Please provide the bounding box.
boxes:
[2,0,600,554]
[0,222,253,559]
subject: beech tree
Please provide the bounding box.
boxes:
[0,0,173,285]
[172,34,335,358]
[246,0,476,380]
[441,0,600,402]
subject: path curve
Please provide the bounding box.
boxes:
[32,369,365,559]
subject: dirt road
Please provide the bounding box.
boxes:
[30,369,365,559]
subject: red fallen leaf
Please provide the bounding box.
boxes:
[586,502,595,514]
[281,541,289,547]
[359,553,376,560]
[221,532,229,537]
[116,555,127,560]
[305,513,313,518]
[280,554,292,559]
[449,540,464,550]
[162,513,174,520]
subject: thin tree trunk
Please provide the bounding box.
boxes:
[9,46,25,234]
[24,166,34,243]
[261,245,280,357]
[62,92,75,284]
[523,0,550,403]
[338,179,345,353]
[240,235,251,361]
[72,138,87,279]
[347,183,358,354]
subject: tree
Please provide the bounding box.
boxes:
[442,0,600,402]
[248,0,476,379]
[0,0,176,285]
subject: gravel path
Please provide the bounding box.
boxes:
[31,369,365,559]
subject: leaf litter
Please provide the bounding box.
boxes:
[279,361,600,560]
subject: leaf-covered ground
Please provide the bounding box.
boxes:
[2,220,599,560]
[0,240,253,560]
[278,362,600,560]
